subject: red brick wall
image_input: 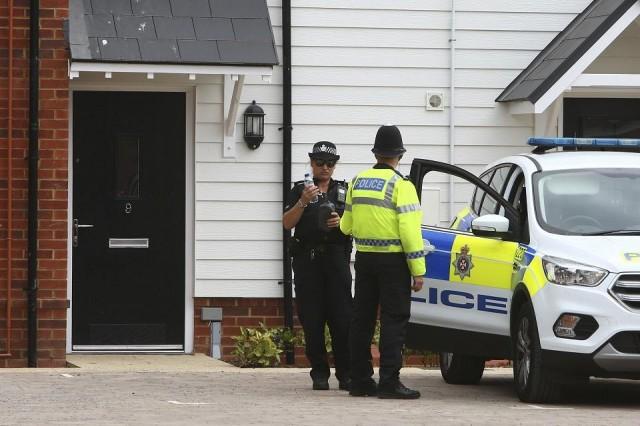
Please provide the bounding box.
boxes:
[0,1,69,367]
[194,297,308,365]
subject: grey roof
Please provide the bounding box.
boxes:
[496,0,637,103]
[68,0,278,66]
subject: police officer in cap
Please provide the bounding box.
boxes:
[340,125,425,399]
[283,141,353,391]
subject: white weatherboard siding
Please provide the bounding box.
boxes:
[194,0,592,298]
[586,18,640,74]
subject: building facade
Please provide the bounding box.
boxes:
[3,0,639,367]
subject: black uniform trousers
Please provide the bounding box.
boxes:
[350,252,411,386]
[293,245,352,382]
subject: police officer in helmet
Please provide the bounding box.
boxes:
[340,125,425,399]
[283,141,353,391]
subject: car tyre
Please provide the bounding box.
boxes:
[513,301,559,402]
[439,352,485,384]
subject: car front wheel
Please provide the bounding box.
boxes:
[439,352,485,384]
[513,301,559,402]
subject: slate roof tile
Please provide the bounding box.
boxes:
[193,17,234,40]
[178,40,221,62]
[114,15,157,39]
[211,0,268,18]
[170,0,211,17]
[232,18,272,43]
[69,0,278,65]
[91,0,132,16]
[132,0,172,17]
[98,37,141,61]
[154,16,196,40]
[139,39,180,62]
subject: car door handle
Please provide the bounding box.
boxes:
[423,239,436,254]
[73,219,94,247]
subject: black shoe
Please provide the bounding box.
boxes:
[338,378,351,391]
[312,378,330,390]
[349,379,377,397]
[377,381,421,399]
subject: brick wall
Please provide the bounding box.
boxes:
[0,1,69,367]
[194,298,443,368]
[194,297,308,365]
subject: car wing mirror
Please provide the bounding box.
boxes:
[471,214,511,239]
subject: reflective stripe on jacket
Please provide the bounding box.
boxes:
[339,166,426,276]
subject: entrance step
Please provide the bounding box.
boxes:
[66,354,238,372]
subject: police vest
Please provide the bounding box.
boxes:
[339,164,426,276]
[285,178,350,246]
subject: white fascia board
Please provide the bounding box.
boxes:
[69,62,273,77]
[507,101,534,115]
[533,2,640,114]
[573,73,640,87]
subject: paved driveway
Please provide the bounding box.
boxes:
[1,361,640,425]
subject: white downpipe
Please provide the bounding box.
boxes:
[449,0,456,221]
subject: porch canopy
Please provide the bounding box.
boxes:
[496,0,640,134]
[66,0,278,156]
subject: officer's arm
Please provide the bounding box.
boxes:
[283,184,318,230]
[338,182,353,235]
[396,180,426,277]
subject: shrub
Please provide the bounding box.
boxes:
[231,323,303,368]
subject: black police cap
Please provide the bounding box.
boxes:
[371,124,406,156]
[309,141,340,160]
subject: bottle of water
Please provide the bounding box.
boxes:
[304,173,318,203]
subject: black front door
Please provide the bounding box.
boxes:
[72,91,185,350]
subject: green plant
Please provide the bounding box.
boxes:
[232,325,283,367]
[231,323,304,367]
[271,326,305,350]
[372,320,381,347]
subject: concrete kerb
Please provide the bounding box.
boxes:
[0,352,515,377]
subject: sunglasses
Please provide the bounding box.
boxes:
[313,159,336,168]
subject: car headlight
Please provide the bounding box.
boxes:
[542,256,607,287]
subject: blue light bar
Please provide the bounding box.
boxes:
[528,137,640,147]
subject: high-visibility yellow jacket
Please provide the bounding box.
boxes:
[340,164,426,276]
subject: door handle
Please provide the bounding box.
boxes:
[73,219,94,248]
[423,239,436,254]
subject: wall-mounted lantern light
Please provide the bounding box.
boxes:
[243,100,265,150]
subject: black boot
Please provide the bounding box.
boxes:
[338,377,351,391]
[377,381,420,399]
[349,378,377,397]
[312,378,330,390]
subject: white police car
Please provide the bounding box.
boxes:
[406,138,640,402]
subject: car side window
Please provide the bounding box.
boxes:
[472,171,493,214]
[490,167,511,195]
[505,169,529,243]
[478,166,511,216]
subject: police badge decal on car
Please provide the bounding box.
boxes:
[452,244,474,280]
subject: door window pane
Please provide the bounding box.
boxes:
[115,135,140,199]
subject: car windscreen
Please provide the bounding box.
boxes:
[533,168,640,235]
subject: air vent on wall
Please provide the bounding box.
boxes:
[426,91,445,111]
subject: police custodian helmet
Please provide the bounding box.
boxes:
[371,124,406,157]
[309,141,340,161]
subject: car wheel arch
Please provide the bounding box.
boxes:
[510,284,531,340]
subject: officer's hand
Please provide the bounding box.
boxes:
[300,185,320,205]
[326,211,340,228]
[411,276,424,292]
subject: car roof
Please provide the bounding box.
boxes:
[513,151,640,172]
